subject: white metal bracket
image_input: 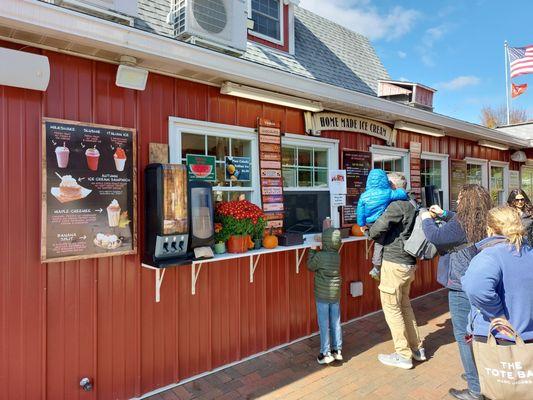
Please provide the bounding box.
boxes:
[295,248,307,274]
[141,263,167,303]
[365,238,374,260]
[250,254,261,283]
[191,262,203,295]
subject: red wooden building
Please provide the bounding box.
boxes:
[0,1,531,399]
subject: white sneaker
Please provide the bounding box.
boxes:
[378,353,413,370]
[332,349,343,361]
[317,352,334,365]
[412,348,427,362]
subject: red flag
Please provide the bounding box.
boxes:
[512,82,527,98]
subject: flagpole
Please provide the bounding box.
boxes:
[504,41,510,125]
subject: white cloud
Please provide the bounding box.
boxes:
[417,25,448,67]
[435,76,481,91]
[299,0,420,41]
[397,51,407,59]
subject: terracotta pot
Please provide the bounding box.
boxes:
[227,235,250,254]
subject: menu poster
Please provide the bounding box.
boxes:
[450,159,467,211]
[341,149,372,226]
[41,118,136,263]
[257,118,284,233]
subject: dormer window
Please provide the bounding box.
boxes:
[250,0,283,43]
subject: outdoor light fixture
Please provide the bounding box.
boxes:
[478,140,510,151]
[115,56,148,91]
[220,82,324,112]
[0,47,50,91]
[394,121,445,137]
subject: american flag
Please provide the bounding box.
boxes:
[508,45,533,78]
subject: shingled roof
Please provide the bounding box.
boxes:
[135,1,389,96]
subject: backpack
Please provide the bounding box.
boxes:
[403,206,439,260]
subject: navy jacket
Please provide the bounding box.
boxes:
[462,236,533,341]
[422,211,478,290]
[356,169,408,227]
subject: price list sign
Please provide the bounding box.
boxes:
[341,149,372,226]
[41,118,137,263]
[257,118,284,232]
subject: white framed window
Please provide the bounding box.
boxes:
[249,0,284,45]
[282,133,339,232]
[465,157,489,188]
[168,117,260,205]
[370,145,410,188]
[421,151,449,210]
[522,165,533,200]
[489,161,509,206]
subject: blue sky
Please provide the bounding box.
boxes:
[299,0,533,124]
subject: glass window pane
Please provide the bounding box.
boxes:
[182,133,205,159]
[373,153,403,174]
[298,148,312,167]
[522,167,533,200]
[282,166,297,187]
[214,162,227,187]
[491,166,504,205]
[314,149,328,168]
[207,136,229,160]
[251,0,280,40]
[298,168,312,187]
[314,169,328,187]
[467,164,482,185]
[282,147,296,166]
[231,138,251,157]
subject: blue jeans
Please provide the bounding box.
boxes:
[316,300,342,355]
[449,290,480,395]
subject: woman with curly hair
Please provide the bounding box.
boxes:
[421,184,492,400]
[507,189,533,233]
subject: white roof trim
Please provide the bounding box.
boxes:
[1,0,529,148]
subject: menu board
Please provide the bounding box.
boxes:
[257,118,284,232]
[41,118,136,263]
[450,159,467,211]
[341,149,372,226]
[409,141,422,202]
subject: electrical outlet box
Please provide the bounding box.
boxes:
[350,281,363,297]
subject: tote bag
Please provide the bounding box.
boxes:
[472,319,533,400]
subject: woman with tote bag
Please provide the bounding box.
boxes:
[462,206,533,400]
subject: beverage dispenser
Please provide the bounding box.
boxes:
[144,163,189,266]
[188,180,215,257]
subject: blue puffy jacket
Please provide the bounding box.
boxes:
[356,169,408,227]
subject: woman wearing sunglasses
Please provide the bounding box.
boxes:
[507,189,533,234]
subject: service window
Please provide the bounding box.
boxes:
[521,166,533,200]
[465,158,488,188]
[420,152,449,210]
[169,118,260,205]
[282,134,339,233]
[250,0,283,43]
[370,145,410,187]
[489,161,509,206]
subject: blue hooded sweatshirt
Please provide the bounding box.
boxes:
[462,235,533,341]
[356,169,408,227]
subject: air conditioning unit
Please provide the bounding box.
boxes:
[172,0,248,55]
[52,0,138,25]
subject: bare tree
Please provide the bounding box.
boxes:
[480,105,530,128]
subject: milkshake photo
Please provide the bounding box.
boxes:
[55,142,70,168]
[85,146,100,171]
[114,147,127,172]
[107,199,121,227]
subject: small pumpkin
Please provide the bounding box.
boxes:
[351,224,365,237]
[263,228,278,249]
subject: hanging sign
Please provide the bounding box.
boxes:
[450,159,467,211]
[225,156,250,182]
[341,149,372,227]
[329,170,347,195]
[41,118,136,263]
[186,154,216,181]
[306,112,395,144]
[257,118,284,233]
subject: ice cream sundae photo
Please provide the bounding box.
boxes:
[107,199,121,227]
[114,147,127,172]
[51,173,91,203]
[94,233,122,250]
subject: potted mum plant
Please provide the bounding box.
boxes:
[213,223,227,254]
[215,200,266,254]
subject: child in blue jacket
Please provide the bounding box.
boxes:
[356,169,408,279]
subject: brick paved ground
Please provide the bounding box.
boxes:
[148,289,466,400]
